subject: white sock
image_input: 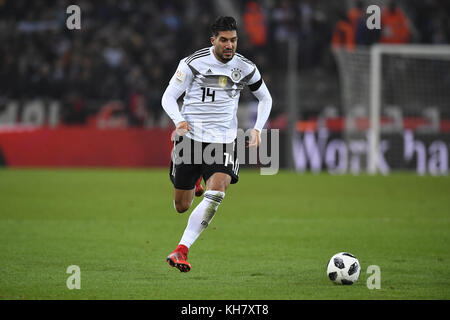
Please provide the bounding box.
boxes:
[179,190,225,248]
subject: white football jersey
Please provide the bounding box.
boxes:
[169,46,262,143]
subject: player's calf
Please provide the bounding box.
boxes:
[173,188,195,213]
[178,190,225,247]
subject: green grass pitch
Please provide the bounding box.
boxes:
[0,168,449,300]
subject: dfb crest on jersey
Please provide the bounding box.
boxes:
[218,76,227,88]
[231,68,242,82]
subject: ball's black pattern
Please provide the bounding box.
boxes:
[328,272,337,281]
[334,257,345,269]
[348,261,359,276]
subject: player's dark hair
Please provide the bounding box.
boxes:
[210,16,237,37]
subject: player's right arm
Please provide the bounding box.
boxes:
[161,59,193,134]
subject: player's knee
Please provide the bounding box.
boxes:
[174,200,191,213]
[205,173,231,192]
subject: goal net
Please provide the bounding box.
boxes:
[333,45,450,175]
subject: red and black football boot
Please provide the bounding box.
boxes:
[166,244,191,273]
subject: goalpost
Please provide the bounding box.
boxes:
[369,44,450,174]
[334,44,450,174]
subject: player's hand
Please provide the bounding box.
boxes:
[176,121,190,135]
[248,128,261,148]
[171,121,190,141]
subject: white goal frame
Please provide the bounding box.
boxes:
[368,44,450,174]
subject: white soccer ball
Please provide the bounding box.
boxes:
[326,252,361,285]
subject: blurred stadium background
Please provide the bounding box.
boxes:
[0,0,449,173]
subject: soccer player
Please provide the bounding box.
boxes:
[161,16,272,272]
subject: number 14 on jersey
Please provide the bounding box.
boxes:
[201,87,215,102]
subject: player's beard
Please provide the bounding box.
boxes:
[219,49,234,62]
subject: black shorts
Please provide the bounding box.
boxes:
[169,135,239,190]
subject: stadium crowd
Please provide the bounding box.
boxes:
[0,0,449,127]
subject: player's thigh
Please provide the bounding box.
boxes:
[202,141,239,191]
[170,160,201,190]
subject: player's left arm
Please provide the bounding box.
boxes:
[248,67,272,147]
